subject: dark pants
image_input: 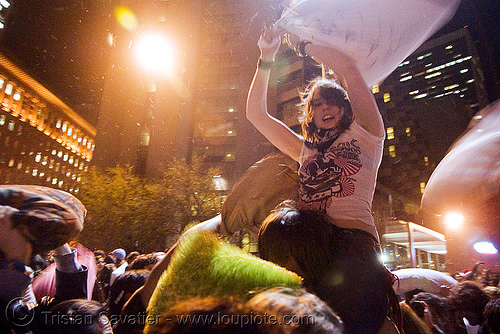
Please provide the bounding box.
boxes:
[313,228,399,334]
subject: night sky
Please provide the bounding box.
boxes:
[0,0,499,127]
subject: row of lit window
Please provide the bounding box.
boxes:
[195,121,236,138]
[3,152,85,174]
[0,77,94,160]
[1,157,82,187]
[397,43,458,69]
[386,127,411,140]
[197,97,238,114]
[398,55,472,83]
[386,144,430,165]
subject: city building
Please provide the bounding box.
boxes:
[0,53,96,193]
[93,0,283,188]
[374,28,489,222]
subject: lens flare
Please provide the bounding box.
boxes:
[473,241,498,255]
[115,7,137,31]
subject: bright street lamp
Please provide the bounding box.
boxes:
[134,33,176,77]
[444,212,464,231]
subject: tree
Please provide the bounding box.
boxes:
[76,158,223,253]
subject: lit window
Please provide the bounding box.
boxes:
[445,45,453,50]
[413,93,428,100]
[398,60,410,67]
[406,127,411,136]
[13,90,21,101]
[420,182,426,194]
[62,122,67,132]
[82,138,87,146]
[57,151,63,158]
[32,169,38,176]
[52,178,58,185]
[425,72,441,79]
[8,159,14,167]
[444,84,459,91]
[417,52,432,60]
[0,78,3,88]
[16,162,22,169]
[386,127,394,140]
[400,75,412,82]
[8,121,14,131]
[39,172,45,177]
[69,156,74,164]
[0,115,5,125]
[56,119,62,128]
[460,69,468,74]
[35,153,42,163]
[63,153,68,161]
[383,93,391,103]
[424,156,429,166]
[42,156,48,165]
[372,84,379,94]
[67,127,72,136]
[388,145,396,158]
[5,83,13,95]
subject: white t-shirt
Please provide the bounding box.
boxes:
[298,120,384,239]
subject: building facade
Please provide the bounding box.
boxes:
[93,0,284,188]
[0,53,96,193]
[373,28,489,223]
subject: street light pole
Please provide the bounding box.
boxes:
[133,32,176,177]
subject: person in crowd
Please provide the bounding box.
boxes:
[484,299,500,334]
[127,253,159,271]
[247,25,385,238]
[258,205,399,334]
[0,186,90,333]
[411,292,455,334]
[1,211,90,332]
[109,248,131,286]
[399,302,433,334]
[108,269,150,320]
[148,287,344,334]
[95,254,117,304]
[245,286,344,333]
[446,281,490,333]
[36,299,113,334]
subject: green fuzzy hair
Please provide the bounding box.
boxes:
[146,231,302,326]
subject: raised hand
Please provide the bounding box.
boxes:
[257,25,284,62]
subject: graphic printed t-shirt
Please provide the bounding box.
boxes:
[298,120,384,239]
